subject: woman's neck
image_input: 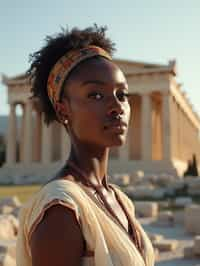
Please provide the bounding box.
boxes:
[67,143,110,188]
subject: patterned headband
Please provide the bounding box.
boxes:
[47,45,112,111]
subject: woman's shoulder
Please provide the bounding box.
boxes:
[21,176,83,221]
[42,176,81,194]
[20,177,83,241]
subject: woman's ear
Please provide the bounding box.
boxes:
[54,102,70,124]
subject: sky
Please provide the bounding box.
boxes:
[0,0,200,116]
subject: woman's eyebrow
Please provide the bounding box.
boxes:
[81,80,106,86]
[81,80,128,88]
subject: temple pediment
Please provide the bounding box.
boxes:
[115,58,176,76]
[2,58,177,87]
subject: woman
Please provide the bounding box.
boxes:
[17,25,155,266]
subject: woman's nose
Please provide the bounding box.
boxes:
[106,95,124,117]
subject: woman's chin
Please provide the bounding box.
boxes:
[107,135,127,147]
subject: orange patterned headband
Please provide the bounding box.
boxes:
[47,45,112,110]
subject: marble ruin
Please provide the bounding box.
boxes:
[2,59,200,177]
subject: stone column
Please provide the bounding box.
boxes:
[33,111,42,161]
[162,93,172,160]
[172,98,178,158]
[41,117,53,163]
[129,95,141,160]
[141,93,152,160]
[6,103,17,164]
[23,101,33,163]
[152,99,162,160]
[19,104,25,162]
[61,126,71,162]
[176,103,181,159]
[118,132,130,161]
[179,107,184,160]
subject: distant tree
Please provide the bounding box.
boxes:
[191,154,199,176]
[0,135,6,167]
[184,154,199,177]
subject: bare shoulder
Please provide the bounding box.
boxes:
[30,204,84,266]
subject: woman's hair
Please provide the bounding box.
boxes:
[28,24,116,125]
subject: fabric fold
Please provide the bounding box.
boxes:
[16,179,155,266]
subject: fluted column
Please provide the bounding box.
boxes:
[162,93,172,160]
[19,104,25,162]
[141,94,152,160]
[152,98,162,160]
[23,101,33,163]
[41,117,53,163]
[129,95,141,160]
[61,126,71,162]
[33,111,42,161]
[6,103,17,164]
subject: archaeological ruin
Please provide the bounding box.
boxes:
[2,59,200,176]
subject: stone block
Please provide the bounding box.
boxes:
[119,174,130,186]
[187,177,200,196]
[185,177,200,187]
[170,179,185,190]
[158,201,170,209]
[194,235,200,256]
[188,187,200,196]
[0,207,13,216]
[123,186,135,197]
[11,208,20,219]
[151,188,165,200]
[130,185,155,199]
[174,210,184,224]
[155,174,175,187]
[148,233,164,242]
[113,174,130,186]
[134,201,158,218]
[184,246,194,258]
[0,215,18,240]
[155,211,174,226]
[0,253,15,266]
[153,239,178,252]
[174,197,192,208]
[164,187,176,197]
[184,205,200,234]
[0,197,21,209]
[0,240,16,259]
[130,171,144,183]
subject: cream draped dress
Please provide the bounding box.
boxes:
[16,179,155,266]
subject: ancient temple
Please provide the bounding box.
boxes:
[2,59,200,176]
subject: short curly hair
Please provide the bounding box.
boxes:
[28,25,116,125]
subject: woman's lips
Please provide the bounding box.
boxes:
[104,121,127,132]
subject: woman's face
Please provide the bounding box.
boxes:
[62,57,131,148]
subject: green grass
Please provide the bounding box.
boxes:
[0,185,41,203]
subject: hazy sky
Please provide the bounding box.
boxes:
[0,0,199,116]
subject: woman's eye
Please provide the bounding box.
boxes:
[88,92,103,100]
[117,92,130,101]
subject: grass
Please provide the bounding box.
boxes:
[0,185,41,203]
